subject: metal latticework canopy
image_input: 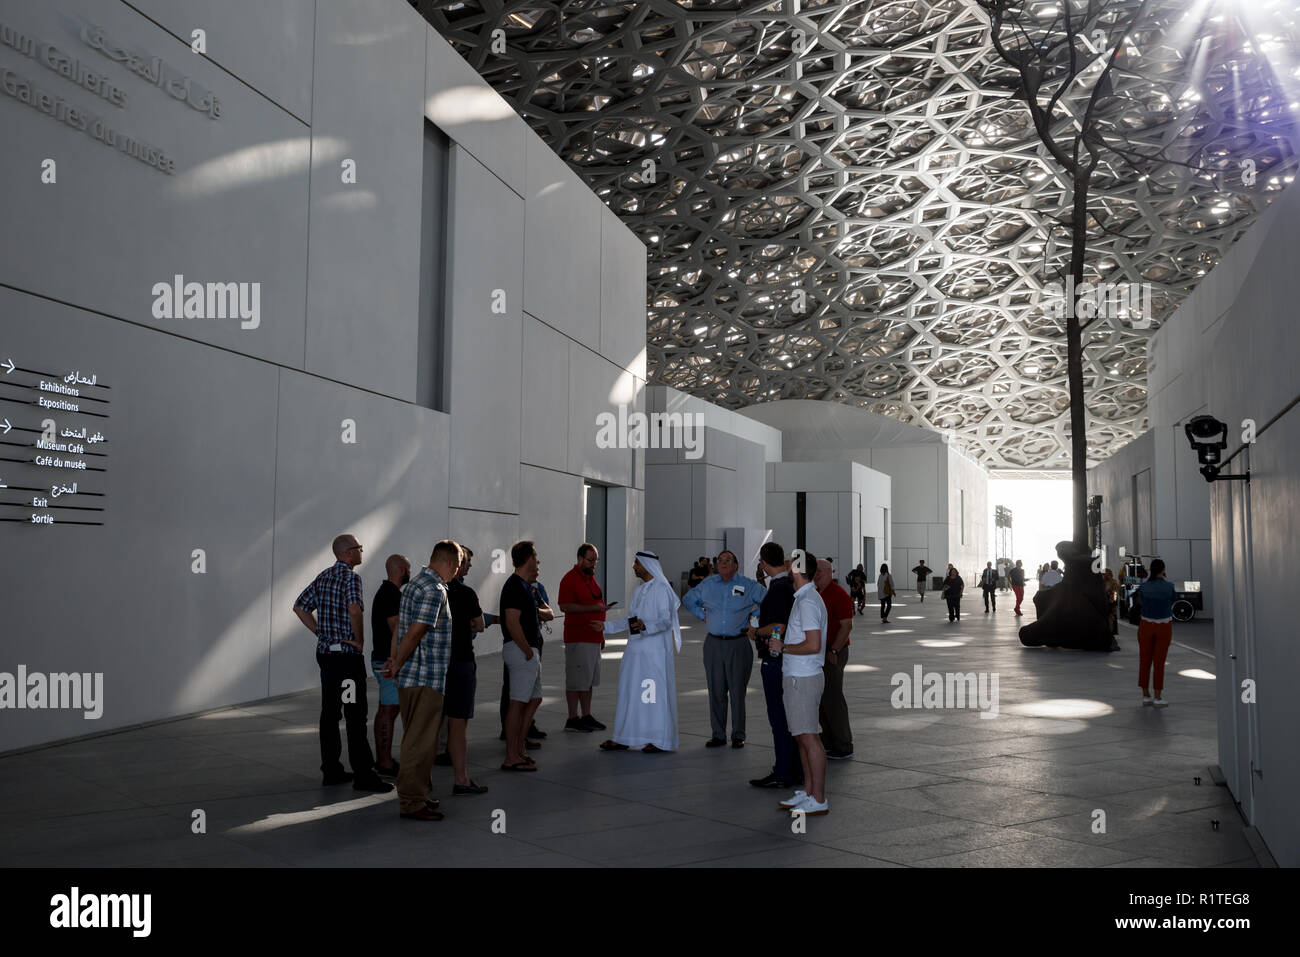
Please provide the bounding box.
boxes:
[414,0,1300,468]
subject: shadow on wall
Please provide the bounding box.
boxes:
[172,431,428,716]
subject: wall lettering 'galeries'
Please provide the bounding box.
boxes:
[0,11,211,175]
[0,361,108,527]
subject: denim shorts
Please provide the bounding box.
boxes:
[371,661,399,706]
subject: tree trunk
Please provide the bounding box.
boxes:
[1068,167,1091,550]
[1016,164,1114,654]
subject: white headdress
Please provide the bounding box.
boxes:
[635,550,681,652]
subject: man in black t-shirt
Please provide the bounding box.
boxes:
[371,554,410,776]
[687,557,710,590]
[746,542,802,789]
[500,541,545,770]
[441,548,489,795]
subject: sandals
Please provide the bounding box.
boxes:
[599,740,629,751]
[500,760,537,772]
[642,744,665,753]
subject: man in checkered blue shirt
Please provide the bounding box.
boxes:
[293,533,391,793]
[382,539,462,820]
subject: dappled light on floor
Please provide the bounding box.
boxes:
[1006,698,1114,719]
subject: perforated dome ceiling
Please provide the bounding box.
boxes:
[414,0,1300,468]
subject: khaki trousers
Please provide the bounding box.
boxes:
[396,686,444,815]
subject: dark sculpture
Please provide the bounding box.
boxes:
[1019,541,1114,652]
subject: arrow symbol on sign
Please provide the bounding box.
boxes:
[1,419,9,434]
[2,358,13,374]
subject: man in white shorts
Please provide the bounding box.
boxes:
[767,548,829,817]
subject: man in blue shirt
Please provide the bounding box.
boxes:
[683,549,766,748]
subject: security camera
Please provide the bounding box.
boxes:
[1184,415,1248,483]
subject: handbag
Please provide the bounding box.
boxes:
[883,577,895,597]
[1127,596,1142,626]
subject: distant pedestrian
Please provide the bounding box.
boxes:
[1135,559,1176,707]
[1101,567,1121,652]
[911,560,933,602]
[1009,559,1026,616]
[979,562,998,612]
[688,556,710,590]
[942,566,964,622]
[876,563,895,623]
[846,563,868,615]
[1040,561,1063,589]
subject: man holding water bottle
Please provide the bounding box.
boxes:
[747,541,801,789]
[769,549,829,816]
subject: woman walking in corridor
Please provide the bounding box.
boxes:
[1135,559,1177,707]
[877,563,895,623]
[942,566,964,622]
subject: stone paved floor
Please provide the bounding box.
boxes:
[0,586,1254,867]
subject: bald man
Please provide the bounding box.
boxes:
[371,554,411,776]
[293,533,391,792]
[813,558,855,759]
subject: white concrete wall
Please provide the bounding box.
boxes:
[946,444,991,579]
[1091,174,1300,865]
[765,459,892,586]
[642,387,780,590]
[738,399,985,586]
[0,0,645,751]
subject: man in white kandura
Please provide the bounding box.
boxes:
[598,551,681,754]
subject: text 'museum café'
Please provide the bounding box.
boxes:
[1,0,1298,891]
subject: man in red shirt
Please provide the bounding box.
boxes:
[814,558,855,759]
[557,543,608,732]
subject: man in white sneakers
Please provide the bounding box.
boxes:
[768,549,829,817]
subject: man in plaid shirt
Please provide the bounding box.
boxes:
[382,539,462,820]
[293,533,391,792]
